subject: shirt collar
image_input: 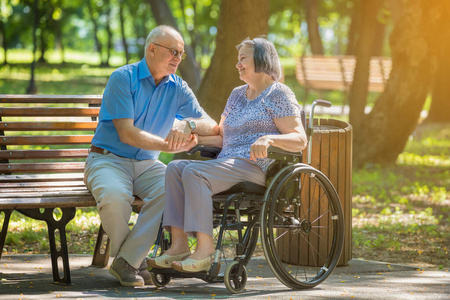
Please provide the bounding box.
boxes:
[138,57,176,85]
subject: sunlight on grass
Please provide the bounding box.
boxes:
[353,123,450,268]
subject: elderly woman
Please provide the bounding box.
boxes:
[147,37,307,273]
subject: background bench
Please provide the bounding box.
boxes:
[0,95,143,284]
[295,55,392,109]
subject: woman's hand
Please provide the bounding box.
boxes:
[250,135,273,161]
[178,133,199,152]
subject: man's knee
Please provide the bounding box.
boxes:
[96,189,134,212]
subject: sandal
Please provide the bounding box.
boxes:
[171,254,216,273]
[146,251,191,269]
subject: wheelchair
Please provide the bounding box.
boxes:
[148,99,345,293]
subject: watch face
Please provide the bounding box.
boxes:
[188,120,196,131]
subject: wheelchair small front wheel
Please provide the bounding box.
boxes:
[224,261,247,293]
[150,272,171,287]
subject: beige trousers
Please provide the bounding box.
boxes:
[84,152,166,268]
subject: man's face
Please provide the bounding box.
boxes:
[149,34,185,77]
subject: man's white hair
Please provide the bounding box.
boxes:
[144,25,182,57]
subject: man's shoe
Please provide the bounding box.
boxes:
[138,258,153,285]
[109,257,144,287]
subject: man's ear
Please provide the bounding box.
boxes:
[147,44,155,57]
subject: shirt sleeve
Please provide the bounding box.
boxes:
[101,70,134,121]
[176,81,207,120]
[265,85,302,119]
[222,87,240,118]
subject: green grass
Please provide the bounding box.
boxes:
[352,123,450,269]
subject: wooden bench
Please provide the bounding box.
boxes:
[295,55,392,107]
[0,95,143,284]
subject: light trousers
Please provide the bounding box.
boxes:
[162,158,266,237]
[84,152,166,269]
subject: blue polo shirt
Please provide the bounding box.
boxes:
[91,58,207,160]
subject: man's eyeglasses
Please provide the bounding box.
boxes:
[153,43,186,60]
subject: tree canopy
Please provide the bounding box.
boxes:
[1,0,449,167]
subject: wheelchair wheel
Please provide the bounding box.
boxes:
[224,261,247,293]
[260,164,344,289]
[150,272,171,287]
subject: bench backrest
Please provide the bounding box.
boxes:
[0,95,101,176]
[296,55,392,92]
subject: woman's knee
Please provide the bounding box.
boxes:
[181,163,204,182]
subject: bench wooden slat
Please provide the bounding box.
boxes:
[0,107,100,117]
[0,186,89,193]
[0,122,97,131]
[0,196,96,209]
[0,135,92,145]
[0,94,102,104]
[0,173,85,183]
[0,149,89,160]
[0,162,85,173]
[295,55,391,94]
[1,181,86,188]
[0,197,143,209]
[0,190,92,198]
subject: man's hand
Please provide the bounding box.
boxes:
[177,133,198,152]
[250,135,273,161]
[165,120,191,150]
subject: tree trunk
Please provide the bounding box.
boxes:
[119,1,129,64]
[346,0,361,56]
[371,15,385,57]
[0,15,7,65]
[104,0,112,66]
[88,0,103,65]
[348,0,383,129]
[304,0,324,55]
[196,0,269,121]
[426,28,450,123]
[353,0,450,167]
[26,0,39,94]
[146,0,201,92]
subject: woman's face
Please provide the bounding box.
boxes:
[236,44,255,82]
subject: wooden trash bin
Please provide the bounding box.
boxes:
[277,118,352,266]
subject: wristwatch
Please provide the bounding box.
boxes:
[186,119,196,133]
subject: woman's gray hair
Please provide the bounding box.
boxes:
[144,25,182,57]
[236,37,282,81]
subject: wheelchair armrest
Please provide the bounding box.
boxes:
[267,146,303,162]
[187,144,222,159]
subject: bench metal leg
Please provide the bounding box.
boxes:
[0,209,13,260]
[17,208,76,285]
[91,224,110,267]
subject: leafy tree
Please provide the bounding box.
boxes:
[146,0,202,91]
[197,0,270,120]
[352,0,450,166]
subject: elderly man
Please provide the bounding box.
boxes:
[84,25,218,287]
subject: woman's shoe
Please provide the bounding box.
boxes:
[146,251,191,269]
[171,254,215,273]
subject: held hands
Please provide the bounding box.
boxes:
[178,133,199,152]
[165,120,192,151]
[249,135,273,161]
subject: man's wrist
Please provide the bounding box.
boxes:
[185,119,197,133]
